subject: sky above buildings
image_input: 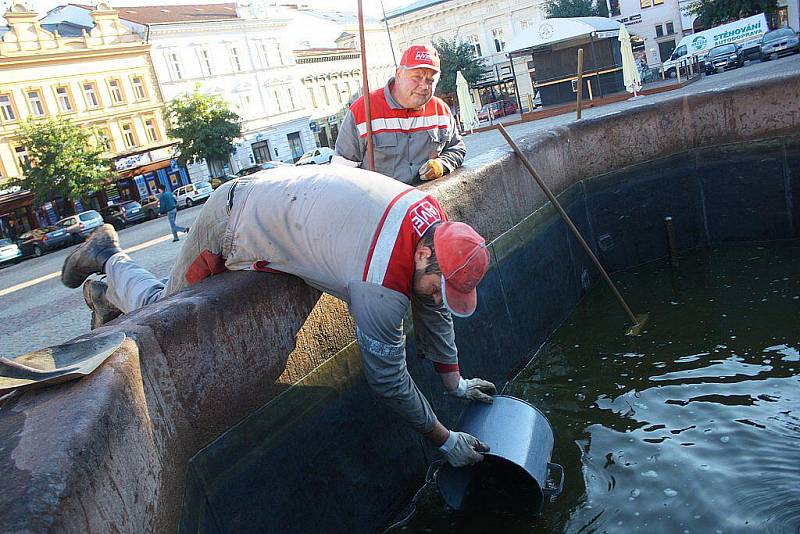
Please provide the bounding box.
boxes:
[1,0,411,19]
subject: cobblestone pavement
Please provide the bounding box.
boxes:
[0,207,201,358]
[2,56,798,357]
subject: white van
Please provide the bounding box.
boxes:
[174,181,214,208]
[662,13,768,77]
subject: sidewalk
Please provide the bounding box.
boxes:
[461,55,800,165]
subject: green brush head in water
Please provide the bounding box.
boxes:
[625,313,650,336]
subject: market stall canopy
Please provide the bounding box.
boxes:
[507,17,621,55]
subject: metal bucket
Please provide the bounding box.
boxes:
[436,395,564,515]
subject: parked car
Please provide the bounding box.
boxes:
[760,27,800,60]
[0,238,22,265]
[296,147,335,165]
[17,226,72,258]
[140,195,161,220]
[99,201,146,230]
[236,161,288,176]
[477,100,517,122]
[210,173,239,190]
[704,43,744,74]
[56,210,104,242]
[174,181,213,208]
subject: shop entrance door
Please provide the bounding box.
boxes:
[287,132,304,162]
[252,141,271,164]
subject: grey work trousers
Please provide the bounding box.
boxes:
[104,180,242,314]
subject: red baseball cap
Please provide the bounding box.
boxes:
[400,44,441,73]
[433,221,490,318]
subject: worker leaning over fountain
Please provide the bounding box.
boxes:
[60,165,495,467]
[334,44,466,184]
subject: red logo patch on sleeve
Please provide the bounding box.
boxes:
[409,199,443,237]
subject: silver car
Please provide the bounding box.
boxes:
[174,181,214,208]
[0,238,22,265]
[760,27,800,60]
[57,210,104,243]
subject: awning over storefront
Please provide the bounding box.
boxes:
[116,158,173,179]
[507,17,621,55]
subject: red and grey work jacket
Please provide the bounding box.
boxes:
[334,78,466,184]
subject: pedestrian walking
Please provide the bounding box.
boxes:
[157,185,189,242]
[335,44,466,184]
[62,165,495,468]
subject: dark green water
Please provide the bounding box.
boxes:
[396,241,800,533]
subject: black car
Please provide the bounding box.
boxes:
[100,201,146,230]
[704,43,744,74]
[18,226,73,257]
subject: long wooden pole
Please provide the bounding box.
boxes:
[575,48,584,120]
[496,124,646,334]
[357,0,375,171]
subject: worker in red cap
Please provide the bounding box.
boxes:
[334,43,466,184]
[61,165,495,467]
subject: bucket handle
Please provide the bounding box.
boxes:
[543,463,564,501]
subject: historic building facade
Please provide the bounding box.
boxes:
[0,3,185,231]
[384,0,546,110]
[43,2,315,179]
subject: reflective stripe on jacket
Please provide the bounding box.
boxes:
[334,78,466,184]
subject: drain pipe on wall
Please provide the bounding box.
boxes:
[496,124,649,336]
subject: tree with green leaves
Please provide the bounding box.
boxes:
[13,117,111,206]
[545,0,608,18]
[167,87,242,174]
[432,37,485,101]
[688,0,777,28]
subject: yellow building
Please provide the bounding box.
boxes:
[0,3,183,232]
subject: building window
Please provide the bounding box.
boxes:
[307,86,318,108]
[15,146,29,170]
[121,122,137,148]
[199,48,214,75]
[491,28,505,53]
[275,42,285,65]
[26,89,46,117]
[82,82,100,108]
[131,76,147,100]
[640,0,653,7]
[333,82,343,103]
[655,24,664,37]
[520,20,529,31]
[259,41,271,68]
[467,34,482,57]
[288,88,296,110]
[229,47,243,72]
[666,21,675,35]
[608,0,621,15]
[0,94,17,122]
[97,128,114,151]
[167,52,183,80]
[321,84,330,106]
[108,79,125,104]
[653,0,664,4]
[55,86,74,112]
[144,118,160,142]
[272,89,283,113]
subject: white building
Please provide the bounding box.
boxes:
[611,0,685,66]
[383,0,547,111]
[280,5,395,148]
[43,2,316,179]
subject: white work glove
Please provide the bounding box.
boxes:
[439,431,490,467]
[448,377,497,404]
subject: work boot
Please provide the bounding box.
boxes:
[83,277,122,329]
[61,224,122,288]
